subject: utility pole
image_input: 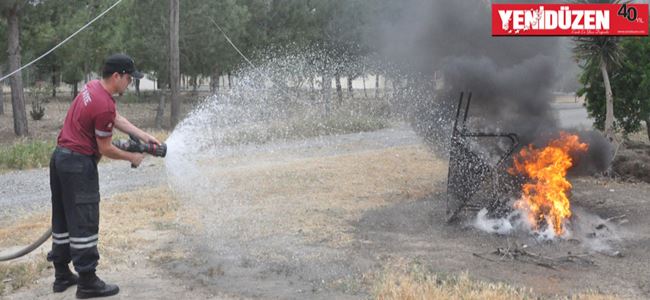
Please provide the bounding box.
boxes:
[169,0,180,128]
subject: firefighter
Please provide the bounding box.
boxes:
[47,54,160,298]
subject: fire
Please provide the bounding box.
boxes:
[509,132,588,236]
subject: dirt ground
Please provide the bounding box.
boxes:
[613,140,650,183]
[2,122,650,298]
[160,128,650,299]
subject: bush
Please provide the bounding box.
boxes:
[29,101,45,121]
[0,140,56,170]
[28,83,50,121]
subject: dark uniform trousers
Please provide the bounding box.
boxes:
[47,147,100,273]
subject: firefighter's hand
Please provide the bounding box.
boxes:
[129,153,145,168]
[142,133,161,145]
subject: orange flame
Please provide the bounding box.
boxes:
[509,132,588,236]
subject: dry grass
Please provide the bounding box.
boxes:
[0,185,179,295]
[98,186,179,266]
[373,263,620,300]
[0,214,50,248]
[0,258,50,295]
[191,144,447,248]
[625,125,650,144]
[0,209,52,295]
[220,113,390,146]
[374,271,531,300]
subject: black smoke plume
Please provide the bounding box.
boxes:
[372,0,612,172]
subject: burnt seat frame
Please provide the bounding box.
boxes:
[446,92,519,222]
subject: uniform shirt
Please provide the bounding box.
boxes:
[57,80,116,156]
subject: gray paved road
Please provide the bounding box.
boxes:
[0,159,166,224]
[553,102,592,129]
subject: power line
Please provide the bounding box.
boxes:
[208,17,257,72]
[208,17,297,101]
[0,0,124,83]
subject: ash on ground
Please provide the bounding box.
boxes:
[473,204,627,257]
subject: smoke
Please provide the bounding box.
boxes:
[474,207,626,255]
[474,207,560,240]
[370,0,610,172]
[571,130,614,175]
[440,55,558,146]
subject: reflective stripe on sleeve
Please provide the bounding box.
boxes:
[95,129,112,137]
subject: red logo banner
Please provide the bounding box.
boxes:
[492,3,648,36]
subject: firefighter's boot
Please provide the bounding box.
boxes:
[53,263,78,293]
[75,271,119,299]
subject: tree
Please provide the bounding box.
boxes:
[1,0,29,136]
[179,0,249,93]
[574,36,622,140]
[21,1,59,96]
[0,65,4,115]
[573,0,624,140]
[578,37,650,140]
[125,0,169,87]
[17,0,134,99]
[0,18,6,115]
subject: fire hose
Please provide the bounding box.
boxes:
[0,136,166,262]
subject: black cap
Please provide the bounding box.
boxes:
[103,54,144,79]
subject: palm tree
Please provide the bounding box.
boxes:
[574,35,622,140]
[573,0,625,141]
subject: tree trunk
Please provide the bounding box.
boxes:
[51,66,57,98]
[309,76,315,101]
[135,78,141,96]
[347,76,354,99]
[228,72,232,89]
[646,116,650,142]
[83,61,90,84]
[335,74,343,106]
[362,75,367,99]
[322,73,331,115]
[600,57,614,139]
[72,81,78,98]
[169,0,181,128]
[7,4,28,136]
[191,76,198,95]
[375,74,380,99]
[210,67,220,93]
[0,66,4,115]
[155,93,166,129]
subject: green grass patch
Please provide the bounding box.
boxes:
[0,140,56,170]
[0,131,169,171]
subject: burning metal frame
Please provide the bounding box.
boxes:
[446,92,520,222]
